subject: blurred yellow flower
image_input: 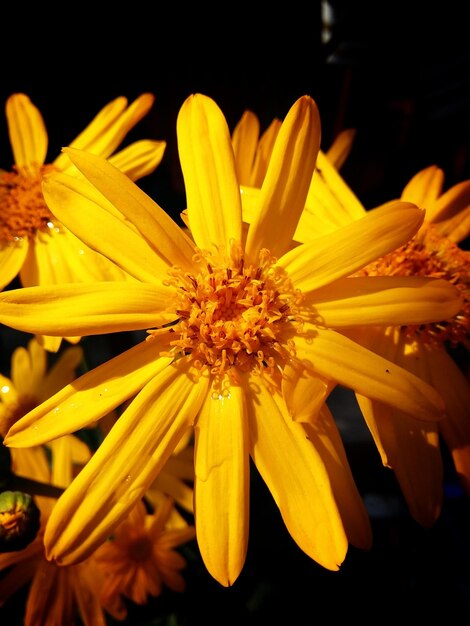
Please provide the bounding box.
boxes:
[0,93,166,351]
[94,497,195,615]
[0,94,461,587]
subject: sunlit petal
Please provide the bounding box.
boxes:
[6,94,47,175]
[5,336,174,447]
[282,360,334,423]
[304,276,462,326]
[194,377,249,586]
[279,202,424,291]
[246,374,348,570]
[246,96,320,261]
[177,93,242,253]
[295,325,445,421]
[0,238,29,290]
[44,361,209,565]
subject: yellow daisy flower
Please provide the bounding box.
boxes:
[0,92,166,352]
[0,94,462,587]
[0,437,123,625]
[94,496,195,616]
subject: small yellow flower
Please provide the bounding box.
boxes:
[0,94,461,587]
[94,497,195,615]
[0,93,166,351]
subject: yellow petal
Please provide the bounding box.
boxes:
[304,405,372,549]
[4,335,174,447]
[428,179,470,223]
[6,94,47,175]
[40,345,84,401]
[304,276,462,326]
[0,238,29,290]
[279,202,424,291]
[435,204,470,243]
[44,360,209,565]
[426,345,470,495]
[325,128,356,170]
[108,139,166,181]
[295,325,445,422]
[356,333,443,527]
[0,281,175,337]
[194,376,249,586]
[246,373,348,570]
[246,96,320,262]
[251,118,281,188]
[42,170,178,281]
[231,110,260,186]
[11,339,46,397]
[53,93,155,170]
[177,93,242,253]
[401,165,444,207]
[282,360,334,423]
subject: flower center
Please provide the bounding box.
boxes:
[128,536,152,562]
[152,246,301,386]
[358,223,469,347]
[0,164,59,246]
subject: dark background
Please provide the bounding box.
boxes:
[1,2,470,623]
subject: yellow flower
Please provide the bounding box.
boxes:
[0,94,462,587]
[0,93,166,352]
[94,496,195,615]
[0,437,123,625]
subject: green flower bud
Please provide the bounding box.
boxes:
[0,490,41,552]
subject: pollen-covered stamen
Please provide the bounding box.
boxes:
[358,223,470,347]
[156,247,300,379]
[0,164,59,245]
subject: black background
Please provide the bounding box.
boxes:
[1,2,470,623]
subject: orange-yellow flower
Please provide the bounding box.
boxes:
[0,93,166,351]
[240,117,470,527]
[0,94,461,587]
[94,497,195,615]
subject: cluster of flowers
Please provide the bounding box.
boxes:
[0,92,468,624]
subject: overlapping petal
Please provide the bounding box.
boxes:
[231,110,260,185]
[295,325,445,421]
[4,335,174,448]
[0,239,29,290]
[246,96,320,262]
[303,276,462,326]
[108,139,166,181]
[278,202,424,292]
[401,165,444,206]
[177,94,242,253]
[246,374,348,571]
[194,377,249,586]
[44,360,209,566]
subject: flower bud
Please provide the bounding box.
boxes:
[0,490,40,552]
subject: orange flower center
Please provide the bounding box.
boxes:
[128,536,152,562]
[153,247,302,385]
[0,164,59,245]
[358,223,470,346]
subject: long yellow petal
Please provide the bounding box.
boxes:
[429,179,470,223]
[59,148,196,272]
[0,237,29,290]
[44,360,209,565]
[304,405,372,549]
[246,374,348,570]
[53,93,155,170]
[177,94,242,253]
[303,276,462,326]
[400,165,444,207]
[231,110,260,186]
[5,336,173,447]
[279,202,424,291]
[435,204,470,243]
[108,139,166,181]
[6,94,48,175]
[194,377,249,586]
[426,345,470,495]
[251,118,281,187]
[0,281,175,337]
[246,96,320,262]
[282,360,334,423]
[295,325,445,422]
